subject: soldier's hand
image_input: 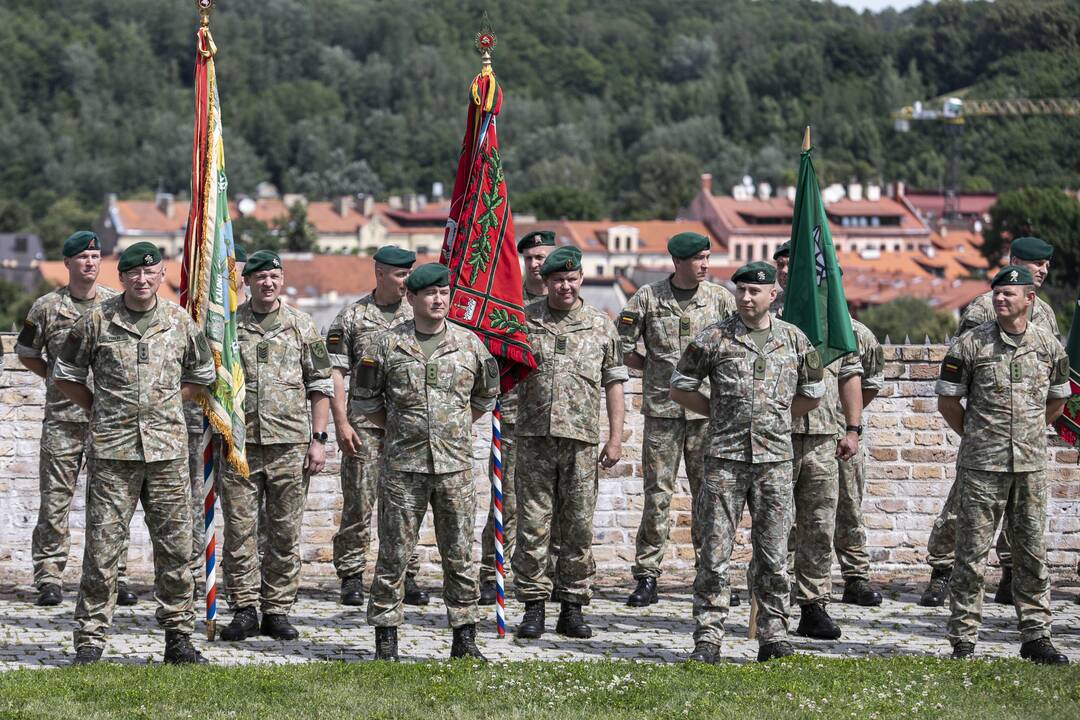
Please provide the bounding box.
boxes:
[835,433,859,461]
[336,424,361,457]
[305,441,327,476]
[599,438,622,469]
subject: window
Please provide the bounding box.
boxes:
[734,245,742,261]
[13,236,27,253]
[747,245,755,261]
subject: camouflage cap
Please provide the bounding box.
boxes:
[242,250,283,276]
[1009,236,1053,262]
[667,232,710,259]
[990,265,1034,287]
[772,241,791,260]
[731,261,777,284]
[373,245,417,268]
[117,242,162,272]
[405,262,450,292]
[540,246,582,277]
[63,231,100,258]
[517,230,556,253]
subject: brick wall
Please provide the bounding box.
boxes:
[2,334,1076,583]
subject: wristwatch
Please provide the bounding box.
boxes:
[312,432,328,444]
[845,425,863,437]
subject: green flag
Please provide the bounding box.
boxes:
[1053,284,1080,448]
[781,144,856,366]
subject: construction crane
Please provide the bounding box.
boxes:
[892,93,1080,221]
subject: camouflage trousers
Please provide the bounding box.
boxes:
[33,419,128,589]
[367,467,478,628]
[334,423,419,581]
[632,416,707,579]
[694,458,793,647]
[947,467,1051,645]
[74,458,195,650]
[220,443,310,615]
[927,473,1012,572]
[514,435,597,605]
[479,421,517,584]
[787,434,838,604]
[834,443,871,581]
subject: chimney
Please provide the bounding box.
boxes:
[360,195,375,217]
[866,184,882,202]
[757,182,772,201]
[334,196,352,216]
[848,182,863,202]
[700,173,713,195]
[405,194,419,213]
[155,192,175,218]
[896,180,906,197]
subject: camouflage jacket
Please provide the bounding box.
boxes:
[833,319,885,433]
[15,285,119,423]
[351,321,499,473]
[516,300,629,444]
[236,302,334,446]
[618,278,736,419]
[958,290,1059,338]
[672,314,825,463]
[936,320,1070,472]
[53,295,216,462]
[498,291,547,425]
[326,293,413,428]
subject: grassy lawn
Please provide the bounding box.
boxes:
[1,657,1077,720]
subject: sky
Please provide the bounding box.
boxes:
[828,0,935,11]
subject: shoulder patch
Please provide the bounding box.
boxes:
[16,320,37,348]
[194,333,212,364]
[617,310,640,333]
[309,340,331,371]
[804,349,824,382]
[357,356,380,389]
[940,354,964,384]
[483,357,500,392]
[326,330,344,355]
[1052,355,1070,385]
[677,341,707,374]
[59,330,82,364]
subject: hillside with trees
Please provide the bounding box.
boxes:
[1,0,1079,258]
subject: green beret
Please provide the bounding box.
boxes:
[242,250,283,276]
[233,244,247,263]
[990,265,1034,288]
[405,262,450,292]
[540,246,582,277]
[63,231,100,258]
[1009,236,1053,262]
[772,241,790,260]
[373,245,417,268]
[667,232,710,259]
[517,230,556,253]
[117,242,162,273]
[731,261,777,285]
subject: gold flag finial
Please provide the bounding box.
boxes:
[197,0,216,27]
[475,11,496,71]
[802,125,812,151]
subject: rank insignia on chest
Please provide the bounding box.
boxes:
[426,362,439,386]
[137,342,149,364]
[679,316,692,336]
[753,357,767,379]
[555,336,567,354]
[257,342,269,363]
[1010,362,1022,383]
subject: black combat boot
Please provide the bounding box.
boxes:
[992,568,1013,605]
[1020,638,1070,665]
[951,641,975,660]
[626,577,658,607]
[515,600,545,639]
[795,602,842,640]
[478,580,497,606]
[688,641,722,664]
[220,606,259,641]
[163,631,208,665]
[757,640,795,662]
[72,645,102,666]
[340,575,364,606]
[116,583,139,607]
[403,575,430,606]
[36,584,62,607]
[450,623,487,661]
[919,567,950,607]
[841,578,883,607]
[555,601,592,639]
[374,626,399,661]
[261,613,299,641]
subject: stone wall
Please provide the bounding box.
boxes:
[2,334,1077,584]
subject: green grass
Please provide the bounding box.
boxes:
[1,657,1077,720]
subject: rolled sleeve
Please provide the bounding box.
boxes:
[471,394,498,413]
[1048,382,1072,400]
[183,358,216,386]
[306,377,335,398]
[53,358,89,384]
[329,352,350,371]
[670,369,703,392]
[837,351,864,381]
[935,379,968,397]
[14,343,43,359]
[862,373,885,391]
[601,365,629,386]
[798,379,826,399]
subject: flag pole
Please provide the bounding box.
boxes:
[803,125,812,151]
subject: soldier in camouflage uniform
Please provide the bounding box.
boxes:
[218,251,333,642]
[478,230,555,605]
[326,246,428,607]
[513,246,628,641]
[920,236,1061,608]
[671,261,824,664]
[618,232,736,608]
[16,231,138,608]
[770,242,789,316]
[937,266,1070,665]
[54,242,216,665]
[834,319,886,606]
[354,263,499,661]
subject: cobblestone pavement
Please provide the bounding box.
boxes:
[2,574,1078,669]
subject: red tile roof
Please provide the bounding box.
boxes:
[904,192,997,217]
[514,219,717,255]
[38,259,182,304]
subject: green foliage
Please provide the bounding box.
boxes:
[231,216,278,254]
[275,202,316,253]
[33,197,99,260]
[515,186,603,220]
[0,279,47,331]
[861,296,958,343]
[0,0,1079,220]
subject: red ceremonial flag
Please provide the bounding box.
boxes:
[440,29,536,392]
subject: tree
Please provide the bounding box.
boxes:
[0,278,45,332]
[514,186,603,221]
[33,196,99,260]
[0,200,31,232]
[232,216,278,254]
[860,297,957,344]
[276,202,317,253]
